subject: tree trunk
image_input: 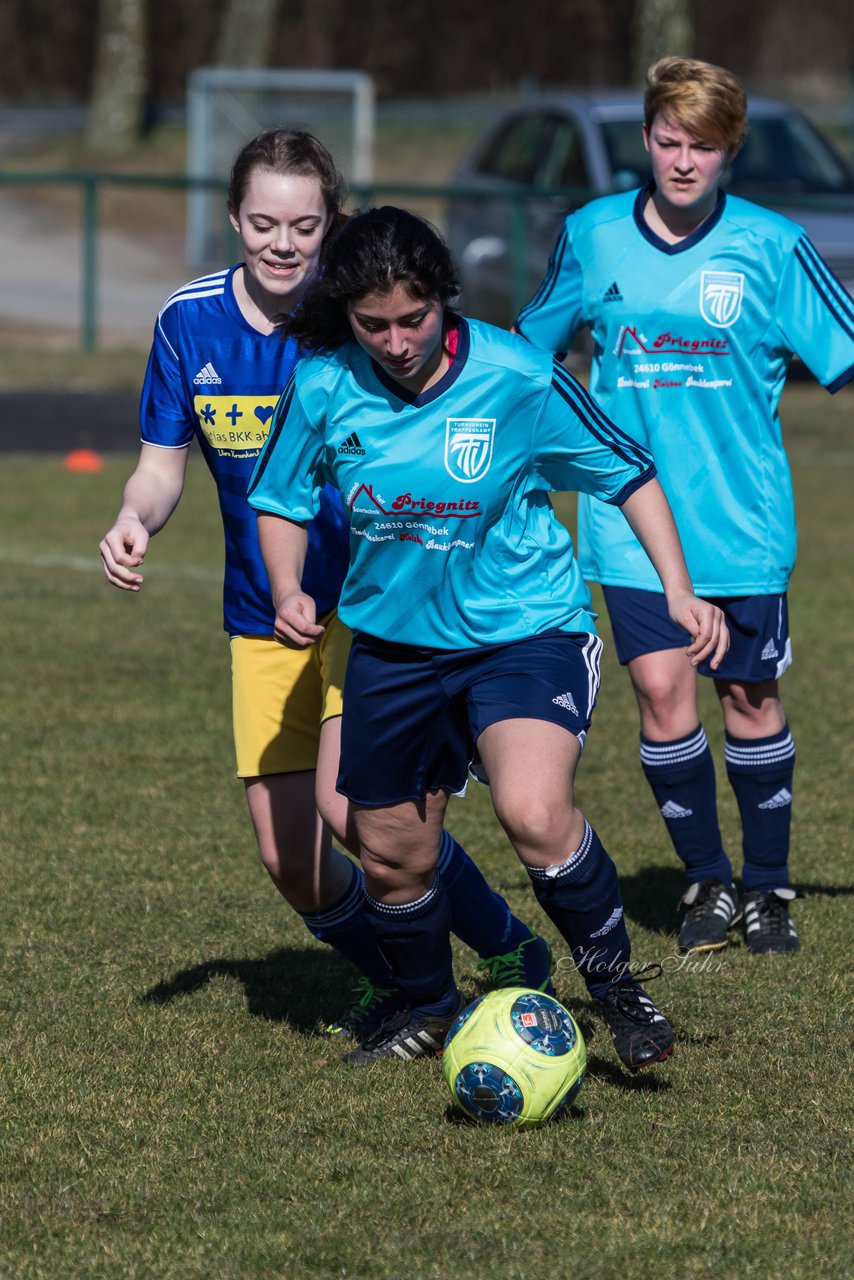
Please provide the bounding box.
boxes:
[631,0,694,87]
[215,0,280,67]
[85,0,148,158]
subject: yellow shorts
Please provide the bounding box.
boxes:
[230,610,351,778]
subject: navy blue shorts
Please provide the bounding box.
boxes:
[602,586,792,683]
[338,629,603,807]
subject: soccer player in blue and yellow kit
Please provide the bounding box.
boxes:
[248,205,728,1069]
[516,58,854,955]
[99,131,553,1039]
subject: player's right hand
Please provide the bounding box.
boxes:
[99,518,149,590]
[273,591,325,648]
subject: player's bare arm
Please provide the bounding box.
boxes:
[256,512,324,648]
[99,443,189,590]
[619,478,729,670]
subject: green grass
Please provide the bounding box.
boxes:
[1,382,853,1279]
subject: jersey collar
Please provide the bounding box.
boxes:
[633,182,726,255]
[369,314,470,406]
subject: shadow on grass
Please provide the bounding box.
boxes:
[137,945,351,1034]
[617,865,853,936]
[614,864,685,935]
[443,1100,589,1128]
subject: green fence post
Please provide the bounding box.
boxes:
[81,175,98,352]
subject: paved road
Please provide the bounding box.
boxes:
[0,107,189,344]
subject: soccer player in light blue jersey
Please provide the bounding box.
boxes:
[248,205,728,1069]
[517,58,854,955]
[99,132,552,1040]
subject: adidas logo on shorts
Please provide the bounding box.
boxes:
[761,638,779,660]
[552,691,579,714]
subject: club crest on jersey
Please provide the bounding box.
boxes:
[444,418,495,483]
[700,271,744,328]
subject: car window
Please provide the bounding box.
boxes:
[730,116,854,193]
[474,113,552,184]
[542,116,590,188]
[599,120,650,190]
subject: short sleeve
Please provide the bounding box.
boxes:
[514,217,585,356]
[139,312,195,447]
[775,235,854,391]
[247,370,328,522]
[532,360,656,503]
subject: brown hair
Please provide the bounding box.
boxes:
[226,128,346,226]
[644,57,748,155]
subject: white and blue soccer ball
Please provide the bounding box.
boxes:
[442,987,586,1128]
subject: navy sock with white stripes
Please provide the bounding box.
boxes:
[640,725,733,885]
[725,723,795,892]
[525,822,632,999]
[436,829,529,958]
[364,879,459,1018]
[299,860,395,988]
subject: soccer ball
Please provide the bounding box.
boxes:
[442,987,586,1128]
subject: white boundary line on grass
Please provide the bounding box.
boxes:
[0,547,221,582]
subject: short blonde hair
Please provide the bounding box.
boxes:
[644,57,748,155]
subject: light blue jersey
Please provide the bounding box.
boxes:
[140,265,348,635]
[517,187,854,596]
[247,318,654,650]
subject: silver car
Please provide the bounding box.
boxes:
[446,91,854,327]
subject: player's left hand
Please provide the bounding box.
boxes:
[666,593,730,670]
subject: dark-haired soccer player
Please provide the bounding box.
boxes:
[248,204,728,1069]
[517,57,854,955]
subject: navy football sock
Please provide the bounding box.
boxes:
[725,723,795,892]
[437,829,529,958]
[640,725,733,884]
[299,860,395,988]
[364,879,458,1017]
[525,822,632,999]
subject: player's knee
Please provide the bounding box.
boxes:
[359,840,438,894]
[719,679,784,732]
[636,670,684,717]
[257,838,313,896]
[494,790,573,858]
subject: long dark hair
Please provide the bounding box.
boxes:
[283,206,460,351]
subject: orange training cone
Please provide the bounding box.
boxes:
[64,449,105,473]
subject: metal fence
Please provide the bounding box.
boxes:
[0,170,588,350]
[1,169,852,352]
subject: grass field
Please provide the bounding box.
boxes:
[1,381,852,1279]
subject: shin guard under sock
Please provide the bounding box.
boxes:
[437,829,529,958]
[640,725,733,884]
[725,724,795,892]
[364,879,458,1016]
[525,822,632,999]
